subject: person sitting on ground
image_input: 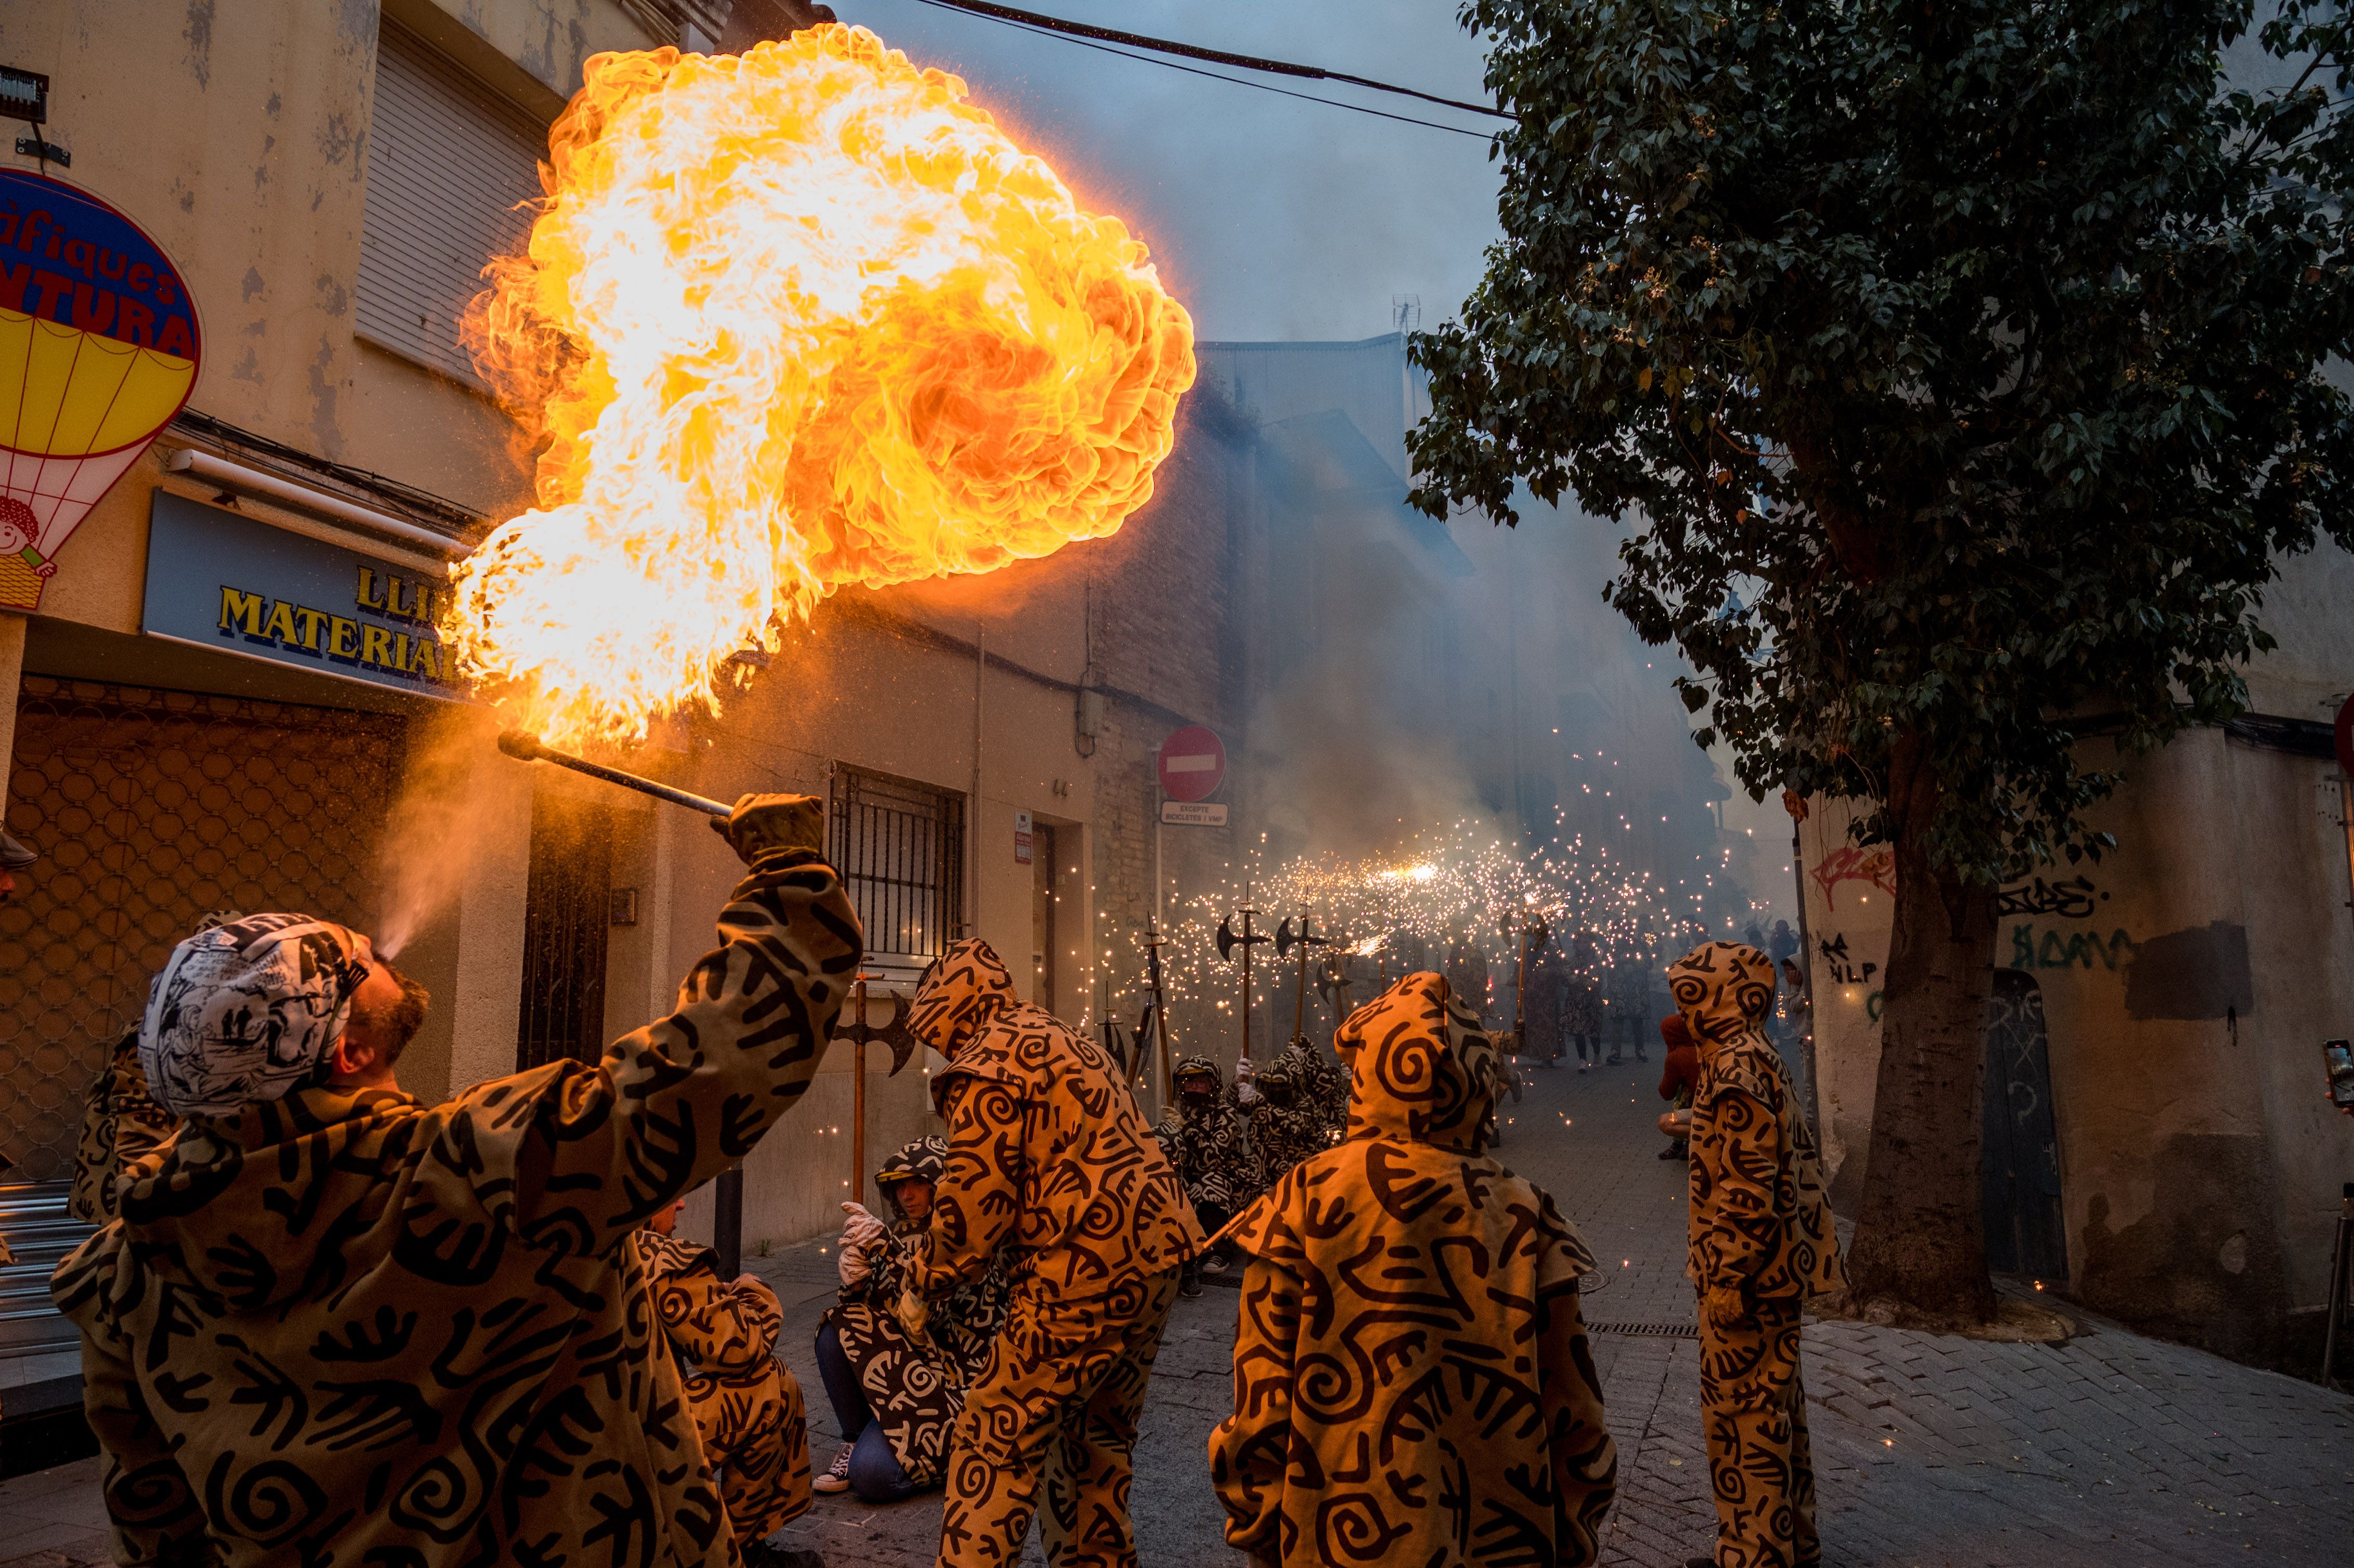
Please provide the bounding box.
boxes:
[813,1135,1013,1502]
[1209,971,1619,1566]
[638,1193,815,1553]
[1153,1053,1263,1292]
[1657,1012,1703,1160]
[49,794,859,1568]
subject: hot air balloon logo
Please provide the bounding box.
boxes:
[0,168,201,611]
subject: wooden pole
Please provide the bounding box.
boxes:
[850,974,870,1211]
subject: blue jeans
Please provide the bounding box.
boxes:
[815,1321,922,1502]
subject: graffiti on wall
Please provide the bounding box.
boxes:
[1818,931,1878,986]
[1996,875,2107,920]
[2009,925,2139,972]
[1811,845,1897,911]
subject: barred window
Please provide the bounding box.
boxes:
[829,766,964,982]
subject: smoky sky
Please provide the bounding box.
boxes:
[846,1,1503,342]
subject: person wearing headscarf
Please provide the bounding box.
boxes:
[814,1135,1014,1502]
[1240,1050,1325,1188]
[1153,1053,1263,1289]
[48,794,858,1568]
[1669,940,1844,1568]
[636,1194,813,1551]
[901,937,1201,1568]
[1208,971,1618,1567]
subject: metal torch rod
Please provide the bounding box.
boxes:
[497,730,731,817]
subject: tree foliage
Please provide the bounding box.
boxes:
[1410,0,2354,882]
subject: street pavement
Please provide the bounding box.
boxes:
[4,1052,2349,1566]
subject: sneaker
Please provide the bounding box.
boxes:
[743,1542,825,1568]
[1201,1254,1230,1277]
[1658,1145,1685,1160]
[1180,1271,1204,1298]
[813,1447,853,1495]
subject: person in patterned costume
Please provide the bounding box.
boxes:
[1153,1053,1263,1287]
[68,1030,180,1224]
[1670,940,1845,1568]
[1209,970,1618,1567]
[1241,1050,1327,1187]
[814,1135,1014,1501]
[49,793,859,1568]
[902,937,1203,1568]
[638,1195,815,1551]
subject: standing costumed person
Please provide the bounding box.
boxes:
[814,1136,1014,1502]
[1670,942,1844,1568]
[903,939,1202,1568]
[636,1195,817,1556]
[1239,1054,1325,1188]
[48,795,860,1568]
[1208,971,1618,1566]
[1564,931,1605,1070]
[1153,1054,1264,1290]
[1444,927,1490,1024]
[1524,920,1568,1068]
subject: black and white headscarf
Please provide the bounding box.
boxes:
[138,913,371,1118]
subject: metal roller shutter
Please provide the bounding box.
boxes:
[357,22,547,389]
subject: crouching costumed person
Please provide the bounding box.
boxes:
[814,1136,1013,1502]
[638,1193,814,1550]
[49,795,861,1568]
[1209,971,1618,1567]
[1153,1053,1262,1290]
[903,939,1204,1568]
[1671,942,1845,1568]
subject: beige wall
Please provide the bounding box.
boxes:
[1803,537,2354,1368]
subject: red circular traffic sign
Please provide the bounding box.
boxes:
[1157,725,1226,802]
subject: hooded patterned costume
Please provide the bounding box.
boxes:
[1671,940,1845,1568]
[50,822,861,1568]
[634,1227,812,1545]
[70,1031,179,1224]
[1243,1050,1328,1186]
[1153,1053,1264,1219]
[1209,971,1618,1568]
[822,1136,1015,1487]
[905,938,1203,1568]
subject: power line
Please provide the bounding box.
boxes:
[903,0,1514,133]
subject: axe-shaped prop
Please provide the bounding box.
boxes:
[1275,915,1330,1046]
[832,975,918,1211]
[1216,907,1270,1074]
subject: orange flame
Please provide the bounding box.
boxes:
[451,24,1195,746]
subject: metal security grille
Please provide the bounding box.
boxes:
[356,21,546,388]
[831,766,964,971]
[515,794,613,1070]
[0,677,406,1182]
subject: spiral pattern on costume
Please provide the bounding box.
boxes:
[1314,1491,1414,1562]
[215,1459,328,1544]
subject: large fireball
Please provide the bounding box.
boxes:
[451,24,1195,746]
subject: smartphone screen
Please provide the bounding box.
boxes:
[2327,1040,2354,1107]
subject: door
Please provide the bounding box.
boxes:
[1030,821,1057,1017]
[515,792,613,1070]
[1981,969,2068,1278]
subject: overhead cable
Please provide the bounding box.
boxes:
[904,0,1515,130]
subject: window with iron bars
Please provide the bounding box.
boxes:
[830,765,964,980]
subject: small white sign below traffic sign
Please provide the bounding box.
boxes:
[1161,800,1228,827]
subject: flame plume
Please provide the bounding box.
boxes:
[451,25,1195,745]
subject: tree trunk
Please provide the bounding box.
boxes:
[1840,732,2000,1329]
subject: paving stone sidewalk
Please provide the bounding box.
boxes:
[5,1053,2348,1566]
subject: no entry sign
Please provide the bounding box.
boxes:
[1157,725,1226,802]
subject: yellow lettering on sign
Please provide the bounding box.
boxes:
[361,624,394,668]
[293,607,329,652]
[406,637,441,680]
[218,587,265,636]
[355,567,386,611]
[263,599,298,645]
[329,617,359,658]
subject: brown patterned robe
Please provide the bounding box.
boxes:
[1671,940,1845,1568]
[69,1031,179,1225]
[822,1136,1014,1486]
[905,937,1203,1567]
[49,846,861,1568]
[1152,1053,1263,1217]
[1210,971,1618,1568]
[636,1229,813,1545]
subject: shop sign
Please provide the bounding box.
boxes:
[1014,808,1034,864]
[142,491,459,697]
[1,168,202,612]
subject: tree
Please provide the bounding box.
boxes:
[1409,0,2354,1326]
